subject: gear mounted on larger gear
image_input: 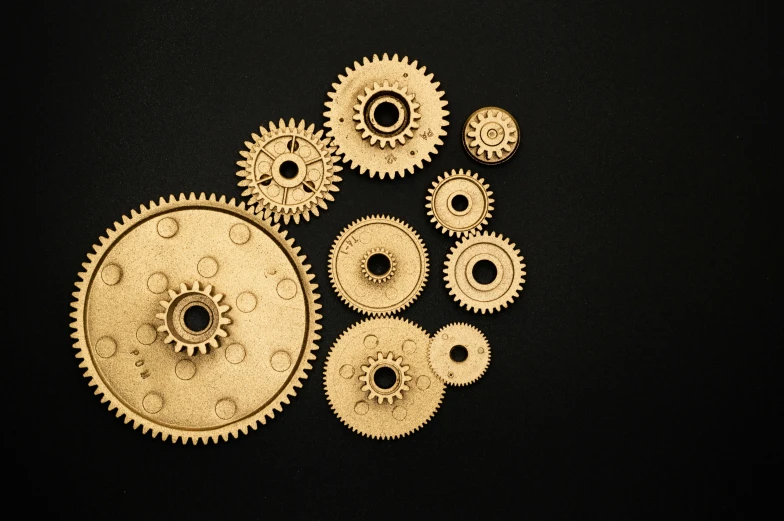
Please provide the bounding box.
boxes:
[463,107,520,165]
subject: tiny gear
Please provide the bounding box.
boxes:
[324,53,449,179]
[444,231,526,313]
[428,323,491,386]
[329,215,428,315]
[324,317,445,439]
[426,169,494,237]
[70,193,321,444]
[463,107,520,165]
[237,118,342,224]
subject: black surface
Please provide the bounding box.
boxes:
[13,1,778,519]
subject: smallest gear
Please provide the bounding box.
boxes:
[359,352,412,404]
[463,107,520,165]
[156,281,231,356]
[429,323,490,386]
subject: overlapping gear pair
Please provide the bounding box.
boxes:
[70,53,524,443]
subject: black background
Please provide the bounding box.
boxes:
[11,1,778,519]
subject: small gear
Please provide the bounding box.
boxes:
[324,317,445,439]
[426,169,494,237]
[70,193,321,444]
[330,215,428,315]
[237,118,342,224]
[428,323,491,386]
[324,53,449,179]
[463,107,520,165]
[156,281,231,356]
[444,231,526,314]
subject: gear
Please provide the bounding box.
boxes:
[324,317,445,439]
[324,53,449,179]
[329,215,429,315]
[156,281,231,356]
[428,323,491,386]
[444,231,526,314]
[70,193,321,444]
[237,118,342,224]
[426,169,494,237]
[463,107,520,165]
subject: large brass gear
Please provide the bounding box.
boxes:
[428,323,491,386]
[237,118,342,224]
[425,169,494,237]
[463,107,520,165]
[444,231,526,314]
[70,193,321,444]
[324,53,449,179]
[329,215,429,315]
[324,317,445,439]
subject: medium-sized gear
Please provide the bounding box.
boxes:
[156,281,231,356]
[463,107,520,165]
[361,247,397,284]
[426,169,494,237]
[359,352,412,404]
[444,231,526,314]
[428,323,490,386]
[237,118,342,224]
[353,80,421,148]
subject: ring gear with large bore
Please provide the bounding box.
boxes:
[324,53,449,179]
[324,317,445,439]
[70,193,322,444]
[463,107,520,165]
[329,215,429,315]
[444,231,526,314]
[428,323,491,386]
[237,118,342,224]
[426,169,494,237]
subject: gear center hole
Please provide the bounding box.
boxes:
[183,304,211,333]
[450,194,469,212]
[367,253,392,277]
[450,345,469,362]
[472,259,498,285]
[279,160,299,179]
[373,366,398,390]
[374,102,400,127]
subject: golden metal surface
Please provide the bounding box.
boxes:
[70,193,321,444]
[237,118,342,224]
[324,53,449,179]
[444,231,526,314]
[425,169,494,237]
[329,215,429,315]
[428,323,491,386]
[324,317,445,439]
[462,107,520,165]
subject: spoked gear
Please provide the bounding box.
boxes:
[463,107,520,165]
[324,317,445,439]
[428,323,491,386]
[237,118,342,224]
[156,281,231,356]
[444,231,526,314]
[70,193,321,444]
[324,53,449,179]
[426,169,494,237]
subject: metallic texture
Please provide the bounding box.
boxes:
[426,168,494,237]
[428,323,491,386]
[462,107,520,165]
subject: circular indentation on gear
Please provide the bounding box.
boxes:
[364,335,378,349]
[215,398,237,420]
[224,343,245,364]
[157,218,179,238]
[392,406,407,421]
[402,339,417,354]
[416,375,431,390]
[270,351,291,372]
[95,336,117,358]
[236,292,257,313]
[229,223,250,244]
[175,359,196,380]
[143,393,164,414]
[136,324,157,345]
[101,264,122,285]
[276,278,297,300]
[354,401,369,415]
[339,364,355,379]
[197,257,218,278]
[147,272,168,294]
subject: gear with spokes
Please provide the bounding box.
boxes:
[70,193,321,444]
[156,281,231,356]
[463,107,520,165]
[428,323,491,386]
[237,118,342,224]
[426,169,494,237]
[359,351,412,404]
[324,53,449,179]
[444,231,526,314]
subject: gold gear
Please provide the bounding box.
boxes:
[463,107,520,165]
[329,215,429,315]
[237,118,342,224]
[70,193,321,444]
[359,352,411,404]
[444,231,526,314]
[428,323,491,386]
[324,317,445,439]
[425,168,494,237]
[324,53,449,179]
[156,281,231,356]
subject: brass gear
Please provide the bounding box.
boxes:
[359,352,411,404]
[156,281,231,356]
[463,107,520,165]
[237,118,342,224]
[444,231,526,314]
[425,169,494,237]
[329,215,429,315]
[70,193,321,444]
[324,317,445,439]
[428,323,491,386]
[324,53,449,179]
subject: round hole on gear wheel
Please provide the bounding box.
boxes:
[183,304,211,333]
[450,194,469,212]
[279,160,299,179]
[373,367,397,389]
[367,253,392,276]
[374,102,399,127]
[472,259,498,285]
[449,345,469,363]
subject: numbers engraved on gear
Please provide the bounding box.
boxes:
[420,128,433,140]
[385,154,396,164]
[340,234,360,254]
[130,348,151,379]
